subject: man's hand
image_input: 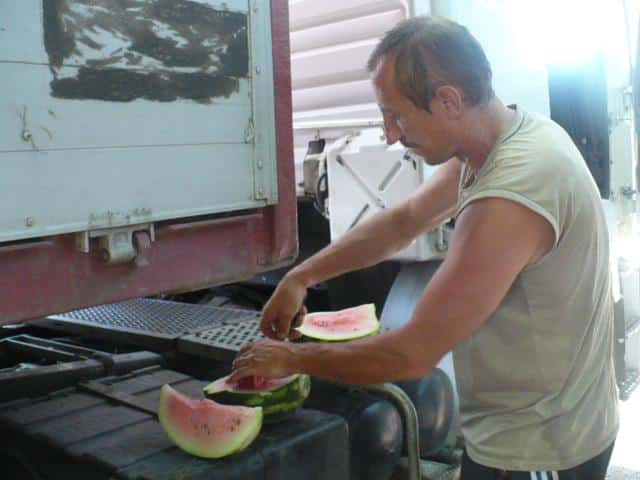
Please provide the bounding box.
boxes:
[260,273,308,340]
[230,339,301,382]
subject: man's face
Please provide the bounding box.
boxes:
[373,55,457,165]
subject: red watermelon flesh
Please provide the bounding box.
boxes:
[217,374,297,393]
[296,304,379,341]
[233,375,269,391]
[158,384,262,458]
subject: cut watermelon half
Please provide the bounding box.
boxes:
[295,303,379,341]
[158,384,262,459]
[203,374,311,422]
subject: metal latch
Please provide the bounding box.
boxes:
[76,224,155,266]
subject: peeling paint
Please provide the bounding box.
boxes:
[43,0,248,103]
[50,67,240,102]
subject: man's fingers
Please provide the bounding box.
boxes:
[293,305,307,326]
[238,342,253,356]
[229,366,254,383]
[262,308,299,341]
[260,307,280,339]
[230,350,254,382]
[288,306,307,340]
[232,355,250,371]
[273,314,293,340]
[261,312,292,340]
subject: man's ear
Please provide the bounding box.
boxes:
[434,85,464,118]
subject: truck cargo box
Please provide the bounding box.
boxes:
[0,0,297,324]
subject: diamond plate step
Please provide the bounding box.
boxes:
[37,298,260,352]
[178,315,264,361]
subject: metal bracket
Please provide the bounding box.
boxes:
[76,223,155,265]
[361,383,421,480]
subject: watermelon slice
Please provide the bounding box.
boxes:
[295,304,379,341]
[203,373,311,422]
[158,384,262,458]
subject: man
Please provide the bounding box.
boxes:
[231,16,618,479]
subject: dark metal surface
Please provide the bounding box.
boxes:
[1,335,99,362]
[304,381,403,480]
[0,334,163,402]
[395,370,455,456]
[0,366,350,480]
[0,359,105,403]
[365,383,420,480]
[548,56,611,199]
[77,380,158,416]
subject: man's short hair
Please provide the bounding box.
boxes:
[367,16,494,112]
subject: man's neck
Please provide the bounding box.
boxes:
[458,98,516,173]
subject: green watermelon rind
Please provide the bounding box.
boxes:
[158,384,263,459]
[296,303,380,342]
[203,374,311,420]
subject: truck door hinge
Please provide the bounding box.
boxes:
[76,224,155,266]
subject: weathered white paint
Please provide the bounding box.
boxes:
[0,144,258,242]
[0,0,278,242]
[1,63,251,152]
[0,0,249,65]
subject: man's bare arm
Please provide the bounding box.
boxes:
[289,157,463,288]
[262,198,555,384]
[260,158,462,338]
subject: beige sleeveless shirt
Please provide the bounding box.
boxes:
[453,107,619,471]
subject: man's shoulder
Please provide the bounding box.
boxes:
[494,111,580,175]
[515,110,575,152]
